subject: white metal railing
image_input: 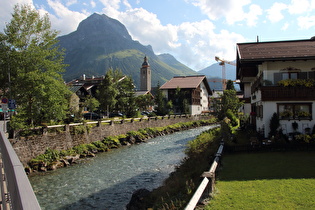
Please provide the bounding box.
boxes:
[0,130,41,210]
[185,141,224,210]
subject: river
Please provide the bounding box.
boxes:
[29,125,217,210]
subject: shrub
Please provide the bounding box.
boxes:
[185,128,220,157]
[278,79,315,87]
[269,112,280,137]
[86,143,98,152]
[92,141,108,152]
[103,136,121,148]
[226,109,238,127]
[70,125,86,135]
[29,148,61,170]
[73,145,89,155]
[127,130,146,141]
[60,149,76,157]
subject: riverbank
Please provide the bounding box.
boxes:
[27,118,217,174]
[127,123,222,209]
[29,125,217,209]
[12,114,211,167]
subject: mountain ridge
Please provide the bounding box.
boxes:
[57,13,198,88]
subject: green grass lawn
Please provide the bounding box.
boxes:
[204,152,315,209]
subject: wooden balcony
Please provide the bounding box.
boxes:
[261,86,315,101]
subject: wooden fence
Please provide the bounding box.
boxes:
[10,114,207,138]
[185,140,224,210]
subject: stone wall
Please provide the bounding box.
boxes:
[10,115,210,166]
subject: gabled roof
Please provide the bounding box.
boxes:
[135,90,153,98]
[160,75,212,94]
[68,85,82,93]
[237,39,315,62]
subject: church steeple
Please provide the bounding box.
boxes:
[140,56,151,91]
[142,56,149,67]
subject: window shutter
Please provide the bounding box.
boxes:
[299,72,307,79]
[274,73,282,84]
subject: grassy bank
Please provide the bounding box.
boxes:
[28,118,217,173]
[205,152,315,209]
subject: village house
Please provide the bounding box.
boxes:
[236,39,315,138]
[67,56,154,113]
[160,75,212,115]
[67,74,103,100]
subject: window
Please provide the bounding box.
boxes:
[274,69,305,84]
[257,105,263,118]
[278,103,312,120]
[282,72,298,80]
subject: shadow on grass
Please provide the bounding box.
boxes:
[218,151,315,181]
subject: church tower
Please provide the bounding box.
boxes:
[140,56,151,91]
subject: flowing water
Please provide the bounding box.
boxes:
[29,125,217,210]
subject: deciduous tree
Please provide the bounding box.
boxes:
[97,68,137,117]
[1,4,71,128]
[218,89,243,120]
[155,82,169,115]
[97,69,118,115]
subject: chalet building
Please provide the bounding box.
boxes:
[160,75,212,115]
[237,39,315,137]
[67,75,103,101]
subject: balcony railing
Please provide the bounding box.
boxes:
[261,86,315,101]
[0,130,41,210]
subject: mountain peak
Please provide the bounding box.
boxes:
[76,13,132,40]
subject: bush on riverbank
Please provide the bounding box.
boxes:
[28,118,217,173]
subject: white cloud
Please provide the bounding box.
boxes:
[91,0,96,8]
[122,0,132,10]
[38,0,88,35]
[297,15,315,29]
[100,0,121,11]
[66,0,78,7]
[245,4,263,27]
[109,6,245,69]
[266,2,287,23]
[191,0,261,26]
[207,29,245,64]
[95,0,246,69]
[288,0,310,14]
[0,0,33,33]
[267,0,315,30]
[114,8,180,52]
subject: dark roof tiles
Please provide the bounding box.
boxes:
[237,39,315,61]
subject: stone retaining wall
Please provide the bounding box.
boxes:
[10,115,210,166]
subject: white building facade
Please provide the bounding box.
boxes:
[237,40,315,138]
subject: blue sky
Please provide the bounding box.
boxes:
[1,0,315,70]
